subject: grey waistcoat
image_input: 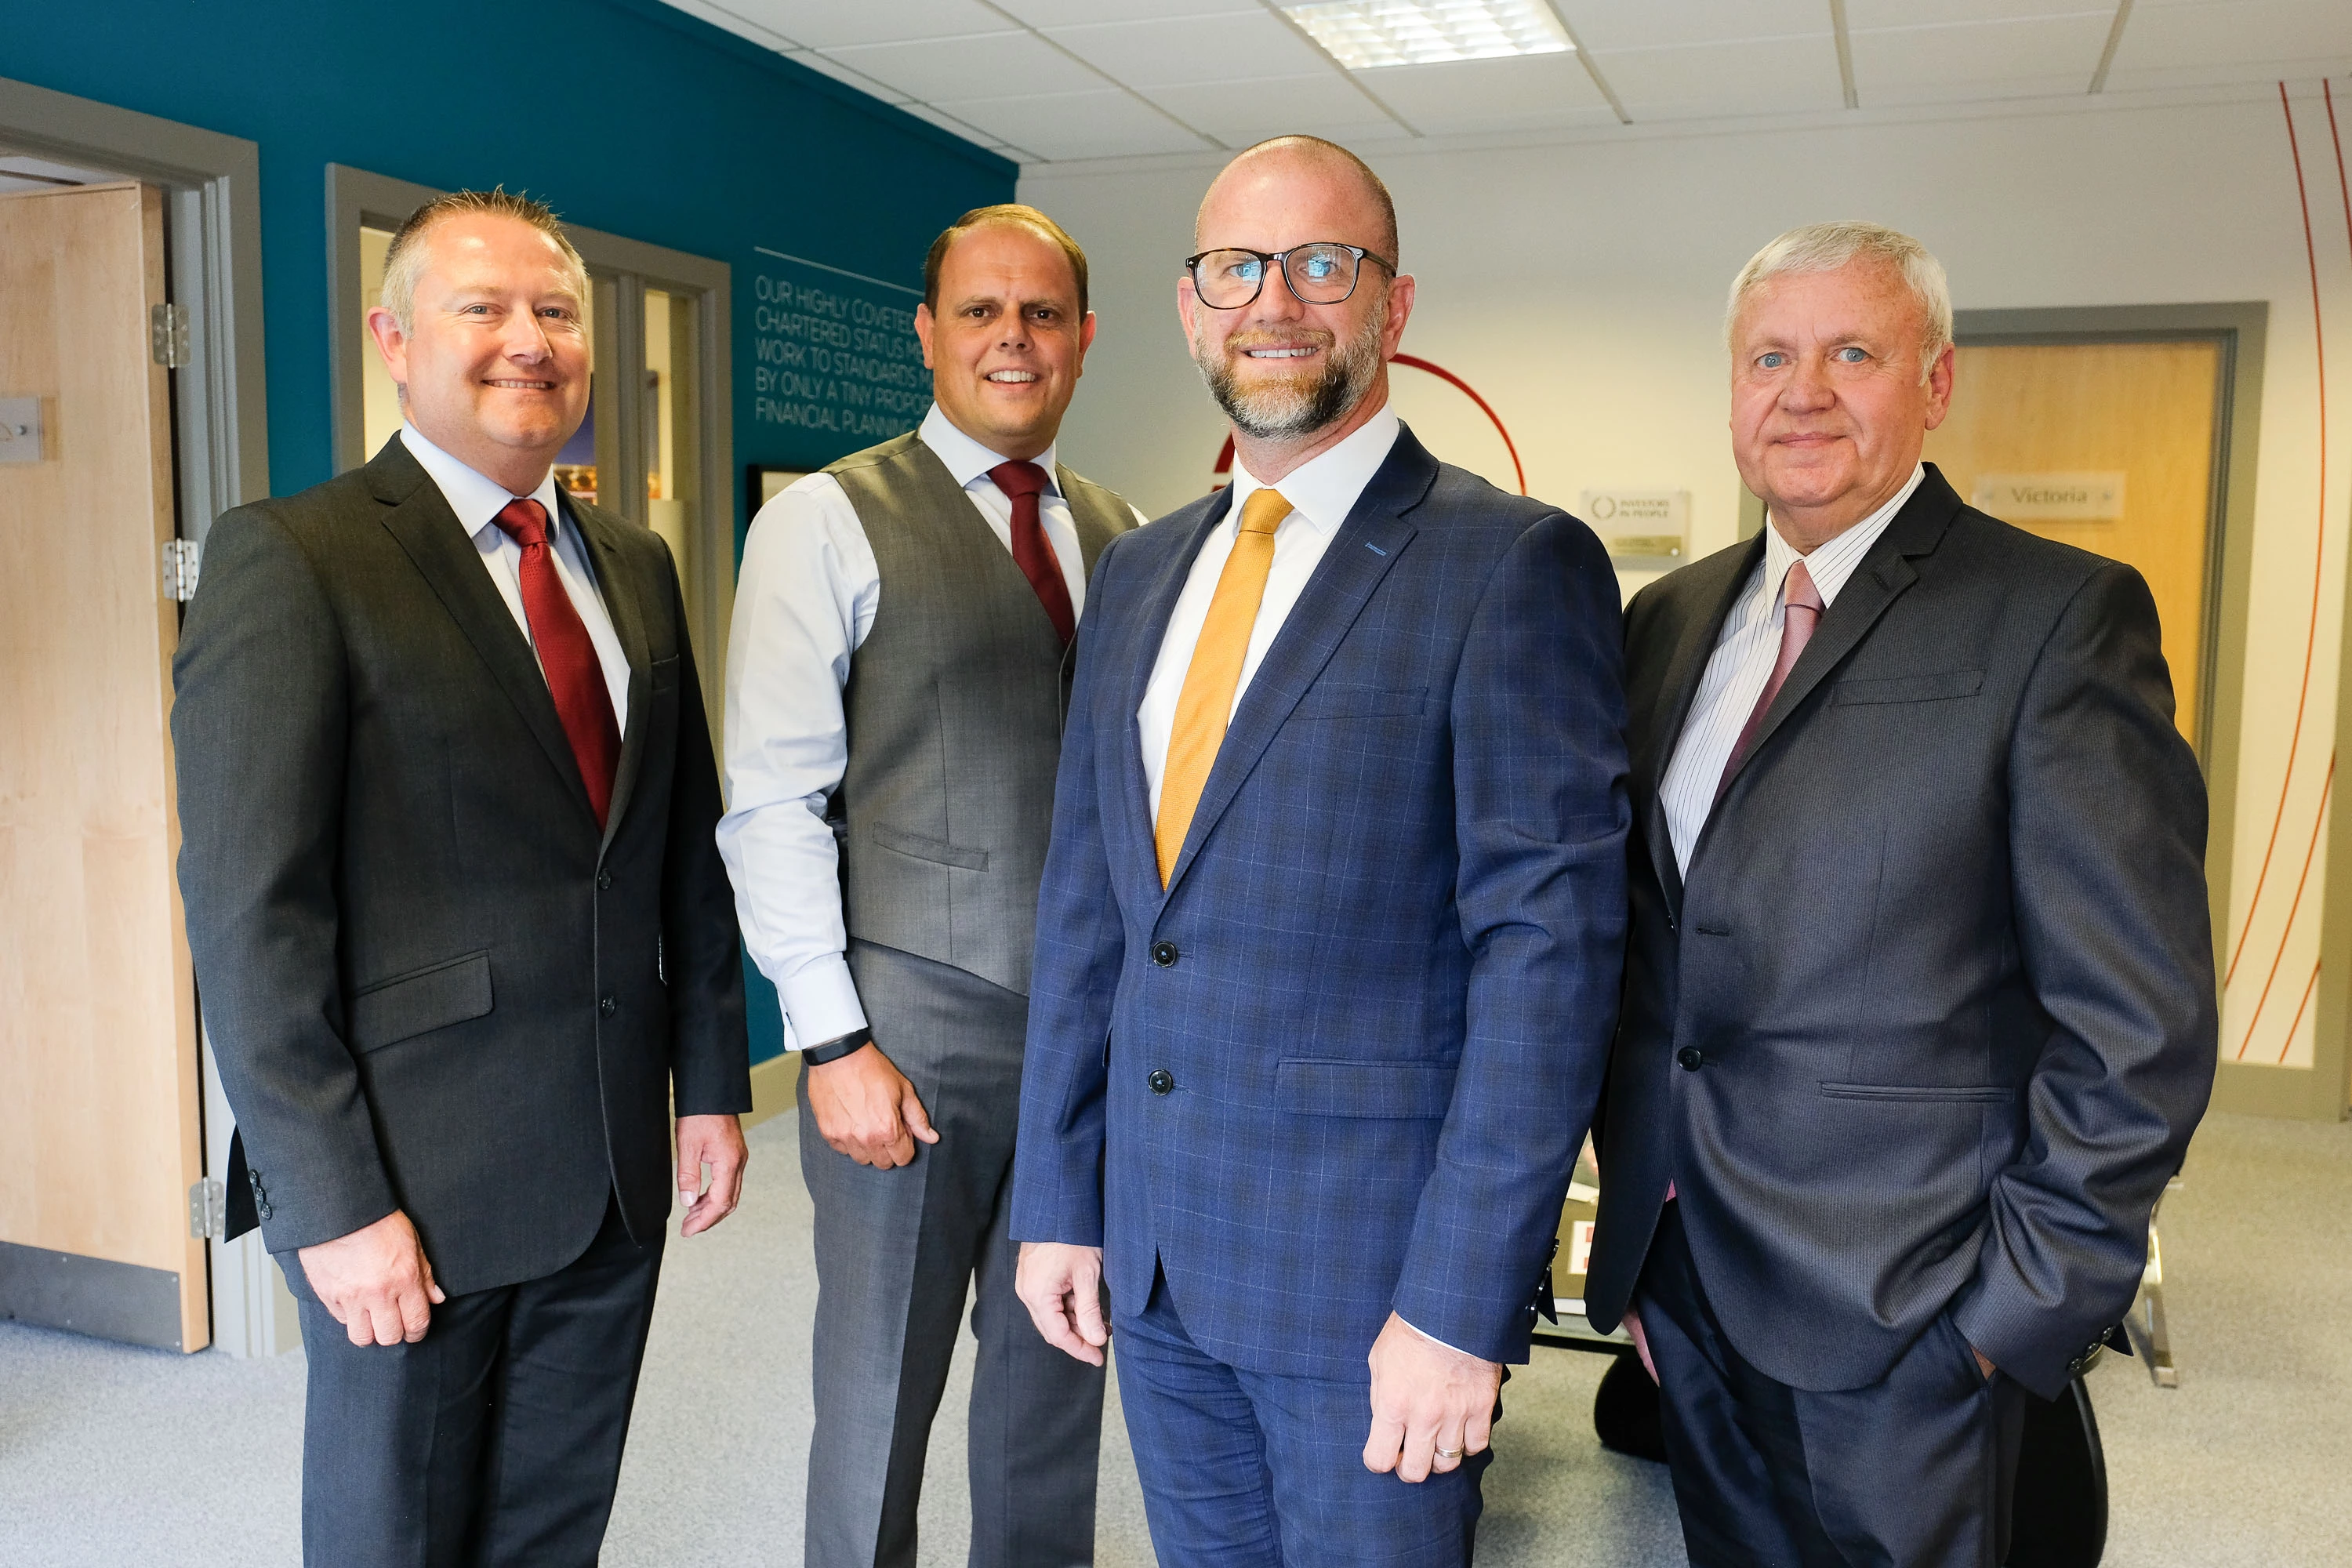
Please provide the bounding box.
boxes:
[829,430,1134,997]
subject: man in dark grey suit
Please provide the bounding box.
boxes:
[717,205,1135,1567]
[174,191,749,1566]
[1584,222,2215,1567]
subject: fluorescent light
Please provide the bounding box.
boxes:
[1284,0,1571,71]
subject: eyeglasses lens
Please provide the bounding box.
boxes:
[1194,246,1360,308]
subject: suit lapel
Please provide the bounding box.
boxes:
[1709,469,1963,807]
[1160,431,1434,901]
[1638,537,1762,913]
[568,495,652,852]
[367,441,596,827]
[1115,494,1232,904]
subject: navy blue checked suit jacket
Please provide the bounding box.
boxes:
[1010,425,1630,1381]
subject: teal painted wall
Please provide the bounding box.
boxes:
[7,0,1014,1061]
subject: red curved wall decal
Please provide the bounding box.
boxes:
[1211,352,1527,495]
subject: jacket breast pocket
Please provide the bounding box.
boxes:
[1277,1058,1456,1119]
[1818,1081,2014,1104]
[348,951,493,1054]
[1832,669,1984,706]
[1288,684,1426,722]
[872,821,989,871]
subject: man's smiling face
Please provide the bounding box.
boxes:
[373,212,590,485]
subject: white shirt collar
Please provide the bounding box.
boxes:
[401,423,564,539]
[919,403,1061,495]
[1226,403,1403,535]
[1762,462,1926,608]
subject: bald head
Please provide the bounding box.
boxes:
[1196,136,1398,263]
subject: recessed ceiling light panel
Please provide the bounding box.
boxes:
[1283,0,1571,71]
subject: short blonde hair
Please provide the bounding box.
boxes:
[1726,221,1953,379]
[380,188,588,335]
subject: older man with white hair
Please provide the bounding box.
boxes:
[1582,221,2215,1566]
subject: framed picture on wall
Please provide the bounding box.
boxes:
[746,464,808,520]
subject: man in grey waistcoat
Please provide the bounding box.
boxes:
[717,204,1140,1568]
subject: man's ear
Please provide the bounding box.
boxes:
[913,302,937,371]
[365,305,410,401]
[1922,342,1957,430]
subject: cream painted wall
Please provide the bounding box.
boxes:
[1023,86,2352,1077]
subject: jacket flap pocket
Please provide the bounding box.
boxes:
[1833,669,1984,706]
[1277,1058,1456,1119]
[872,821,989,871]
[349,951,494,1053]
[1819,1080,2013,1103]
[1290,683,1427,721]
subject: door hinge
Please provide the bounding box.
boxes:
[189,1177,227,1240]
[162,538,201,602]
[151,302,191,368]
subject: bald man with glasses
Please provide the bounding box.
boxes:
[1010,136,1628,1567]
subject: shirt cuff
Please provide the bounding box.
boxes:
[1400,1315,1474,1358]
[776,952,866,1054]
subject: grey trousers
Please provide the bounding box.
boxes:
[801,939,1106,1568]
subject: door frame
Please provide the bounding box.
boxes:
[0,75,280,1351]
[326,164,736,726]
[1951,306,2267,1107]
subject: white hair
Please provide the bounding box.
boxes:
[1726,221,1954,380]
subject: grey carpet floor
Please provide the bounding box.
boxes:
[1,1109,2344,1566]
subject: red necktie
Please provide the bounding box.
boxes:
[1714,558,1824,805]
[988,460,1076,647]
[492,498,622,828]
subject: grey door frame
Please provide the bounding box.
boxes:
[326,164,736,722]
[0,74,289,1353]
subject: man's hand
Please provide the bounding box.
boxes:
[1363,1312,1501,1483]
[677,1112,748,1236]
[807,1042,938,1168]
[298,1209,445,1348]
[1016,1241,1109,1367]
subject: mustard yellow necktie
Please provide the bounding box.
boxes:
[1156,487,1292,885]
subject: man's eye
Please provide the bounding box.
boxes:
[1837,347,1869,362]
[1758,351,1787,369]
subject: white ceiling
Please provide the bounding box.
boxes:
[664,1,2350,165]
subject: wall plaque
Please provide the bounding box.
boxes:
[1971,471,2125,521]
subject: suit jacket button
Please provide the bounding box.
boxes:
[1677,1047,1704,1071]
[1150,941,1179,967]
[597,869,613,890]
[599,996,617,1017]
[1148,1069,1174,1095]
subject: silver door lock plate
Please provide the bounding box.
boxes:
[0,397,41,463]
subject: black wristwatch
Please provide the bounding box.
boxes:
[800,1027,873,1068]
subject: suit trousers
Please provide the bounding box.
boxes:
[1637,1201,2027,1568]
[286,1191,662,1567]
[801,939,1106,1568]
[1112,1265,1488,1568]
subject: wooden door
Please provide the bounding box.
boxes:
[1924,339,2223,746]
[0,182,207,1352]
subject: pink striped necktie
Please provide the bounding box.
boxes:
[1713,558,1824,806]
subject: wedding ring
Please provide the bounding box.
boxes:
[1436,1445,1465,1461]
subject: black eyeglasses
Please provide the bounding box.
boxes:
[1185,243,1396,310]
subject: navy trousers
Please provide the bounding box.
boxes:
[1638,1201,2027,1568]
[1112,1268,1487,1567]
[286,1192,662,1567]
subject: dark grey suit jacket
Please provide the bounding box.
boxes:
[173,437,750,1296]
[1584,465,2214,1400]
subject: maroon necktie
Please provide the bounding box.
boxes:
[988,460,1076,647]
[492,498,622,828]
[1714,558,1824,805]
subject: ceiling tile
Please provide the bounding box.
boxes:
[1143,71,1403,143]
[890,101,1016,151]
[1353,51,1610,133]
[1591,34,1846,120]
[1565,1,1828,53]
[1849,11,2116,97]
[712,0,1014,50]
[2108,0,2352,76]
[1846,1,2116,24]
[931,87,1214,160]
[1041,12,1332,87]
[998,0,1256,26]
[823,30,1109,102]
[786,49,913,103]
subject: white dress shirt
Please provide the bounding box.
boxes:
[399,423,630,729]
[1657,463,1926,874]
[1138,405,1402,815]
[717,405,1146,1052]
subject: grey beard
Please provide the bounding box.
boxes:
[1195,307,1386,441]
